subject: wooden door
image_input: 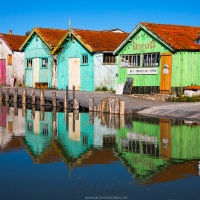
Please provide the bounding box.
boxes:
[69,58,80,90]
[0,59,6,85]
[160,53,172,94]
[160,119,171,158]
[33,58,39,86]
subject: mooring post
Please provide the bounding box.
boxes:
[109,98,115,114]
[52,92,57,107]
[120,100,125,115]
[14,103,18,116]
[114,98,120,114]
[0,87,3,101]
[66,85,68,109]
[5,88,10,102]
[22,89,27,104]
[13,88,18,103]
[52,107,57,139]
[22,104,26,117]
[73,85,75,100]
[31,90,35,105]
[40,105,45,121]
[40,90,45,106]
[73,98,79,110]
[89,97,94,111]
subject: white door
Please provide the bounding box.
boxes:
[69,58,80,90]
[33,58,39,86]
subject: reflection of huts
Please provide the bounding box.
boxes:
[22,109,54,163]
[116,115,200,184]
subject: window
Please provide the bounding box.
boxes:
[7,54,12,65]
[27,59,33,68]
[103,53,117,64]
[42,124,48,135]
[143,53,160,67]
[82,54,88,64]
[121,54,140,68]
[42,58,48,67]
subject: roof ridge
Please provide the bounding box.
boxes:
[141,22,200,28]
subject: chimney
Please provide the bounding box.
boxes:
[9,30,12,35]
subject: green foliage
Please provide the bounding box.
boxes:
[167,95,200,102]
[95,86,110,91]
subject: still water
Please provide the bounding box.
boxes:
[0,103,200,200]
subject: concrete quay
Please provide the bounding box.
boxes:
[1,86,200,122]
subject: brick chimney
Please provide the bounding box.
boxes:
[9,30,12,35]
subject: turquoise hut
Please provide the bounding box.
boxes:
[20,28,67,88]
[52,28,129,91]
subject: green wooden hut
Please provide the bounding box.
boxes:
[114,22,200,95]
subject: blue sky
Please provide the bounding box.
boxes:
[1,0,200,35]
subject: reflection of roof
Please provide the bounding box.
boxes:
[146,161,198,185]
[22,140,61,164]
[0,136,23,152]
[0,33,27,51]
[78,148,118,166]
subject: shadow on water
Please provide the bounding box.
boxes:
[1,102,200,200]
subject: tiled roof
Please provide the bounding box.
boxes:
[0,33,27,51]
[35,28,67,48]
[72,29,129,52]
[141,22,200,50]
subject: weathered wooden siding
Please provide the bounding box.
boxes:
[0,40,24,86]
[57,38,94,91]
[24,35,53,87]
[94,53,118,90]
[172,52,200,87]
[118,30,169,88]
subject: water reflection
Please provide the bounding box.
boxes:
[1,102,200,199]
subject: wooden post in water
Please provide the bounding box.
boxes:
[89,98,94,111]
[101,98,106,113]
[22,89,27,104]
[13,88,18,103]
[94,105,97,112]
[89,112,94,124]
[120,100,125,115]
[114,98,120,114]
[5,88,10,102]
[66,85,68,109]
[73,85,75,100]
[0,88,2,101]
[52,92,57,107]
[6,102,10,115]
[64,94,67,110]
[22,104,26,117]
[52,107,57,139]
[31,90,35,105]
[14,103,18,116]
[31,105,35,119]
[40,90,45,106]
[109,98,115,114]
[40,106,45,121]
[73,99,79,110]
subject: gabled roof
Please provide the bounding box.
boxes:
[114,22,200,54]
[52,28,129,54]
[0,33,27,51]
[20,27,67,51]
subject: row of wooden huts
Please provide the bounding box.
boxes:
[1,22,200,95]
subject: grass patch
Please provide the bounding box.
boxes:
[167,95,200,102]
